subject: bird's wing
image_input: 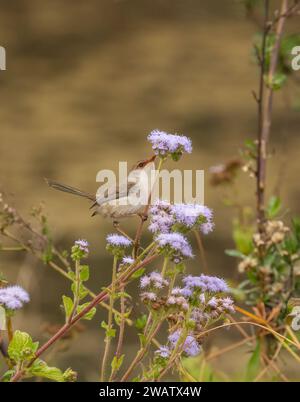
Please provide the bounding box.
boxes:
[95,176,137,206]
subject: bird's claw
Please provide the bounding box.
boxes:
[139,213,148,222]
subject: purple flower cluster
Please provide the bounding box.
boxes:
[140,272,169,289]
[106,234,132,248]
[74,239,89,254]
[149,200,214,235]
[171,286,193,298]
[148,200,174,234]
[166,295,189,311]
[150,272,234,361]
[155,346,171,358]
[140,291,157,302]
[182,274,229,293]
[191,294,235,328]
[156,232,194,262]
[147,130,192,158]
[168,330,201,357]
[0,285,30,310]
[172,204,213,231]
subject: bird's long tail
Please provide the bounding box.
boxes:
[45,178,95,201]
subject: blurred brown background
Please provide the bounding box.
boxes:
[0,0,299,380]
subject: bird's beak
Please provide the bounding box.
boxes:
[145,155,156,165]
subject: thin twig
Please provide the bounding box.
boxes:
[10,252,158,382]
[193,230,209,273]
[256,0,289,229]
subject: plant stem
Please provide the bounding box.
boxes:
[161,256,169,278]
[2,229,131,325]
[156,309,192,381]
[193,230,208,273]
[256,0,269,229]
[6,316,13,343]
[68,260,80,323]
[10,252,158,382]
[120,317,162,382]
[109,283,126,381]
[256,0,288,230]
[121,255,170,381]
[100,255,118,382]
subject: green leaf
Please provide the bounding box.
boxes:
[106,328,116,338]
[76,303,96,320]
[111,354,125,371]
[62,296,73,320]
[68,271,75,280]
[1,369,15,382]
[267,196,282,219]
[245,340,261,381]
[101,320,116,337]
[244,138,257,153]
[78,284,89,300]
[80,265,89,282]
[138,333,147,347]
[134,314,147,331]
[115,291,132,300]
[101,320,108,330]
[8,330,39,363]
[29,359,65,382]
[72,283,88,300]
[41,245,53,264]
[132,267,146,279]
[265,72,287,90]
[233,224,254,255]
[292,217,300,241]
[225,249,245,259]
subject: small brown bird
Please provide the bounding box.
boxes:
[45,155,156,223]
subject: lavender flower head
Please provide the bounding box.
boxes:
[156,232,194,262]
[149,199,214,235]
[0,285,30,310]
[72,239,89,260]
[183,274,229,294]
[149,200,174,234]
[155,346,171,359]
[172,203,214,234]
[121,256,134,265]
[168,330,201,357]
[140,292,157,302]
[219,297,235,313]
[74,239,89,254]
[106,234,132,248]
[140,272,169,289]
[147,130,192,160]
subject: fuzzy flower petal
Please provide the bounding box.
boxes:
[183,274,229,293]
[155,346,171,358]
[168,330,201,357]
[121,256,134,265]
[106,234,132,248]
[0,285,30,310]
[156,232,194,261]
[74,239,89,254]
[148,130,192,157]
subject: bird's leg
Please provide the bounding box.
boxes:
[138,212,148,222]
[113,221,133,241]
[133,213,148,258]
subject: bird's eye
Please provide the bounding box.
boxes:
[138,162,144,168]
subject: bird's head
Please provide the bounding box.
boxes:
[132,155,156,170]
